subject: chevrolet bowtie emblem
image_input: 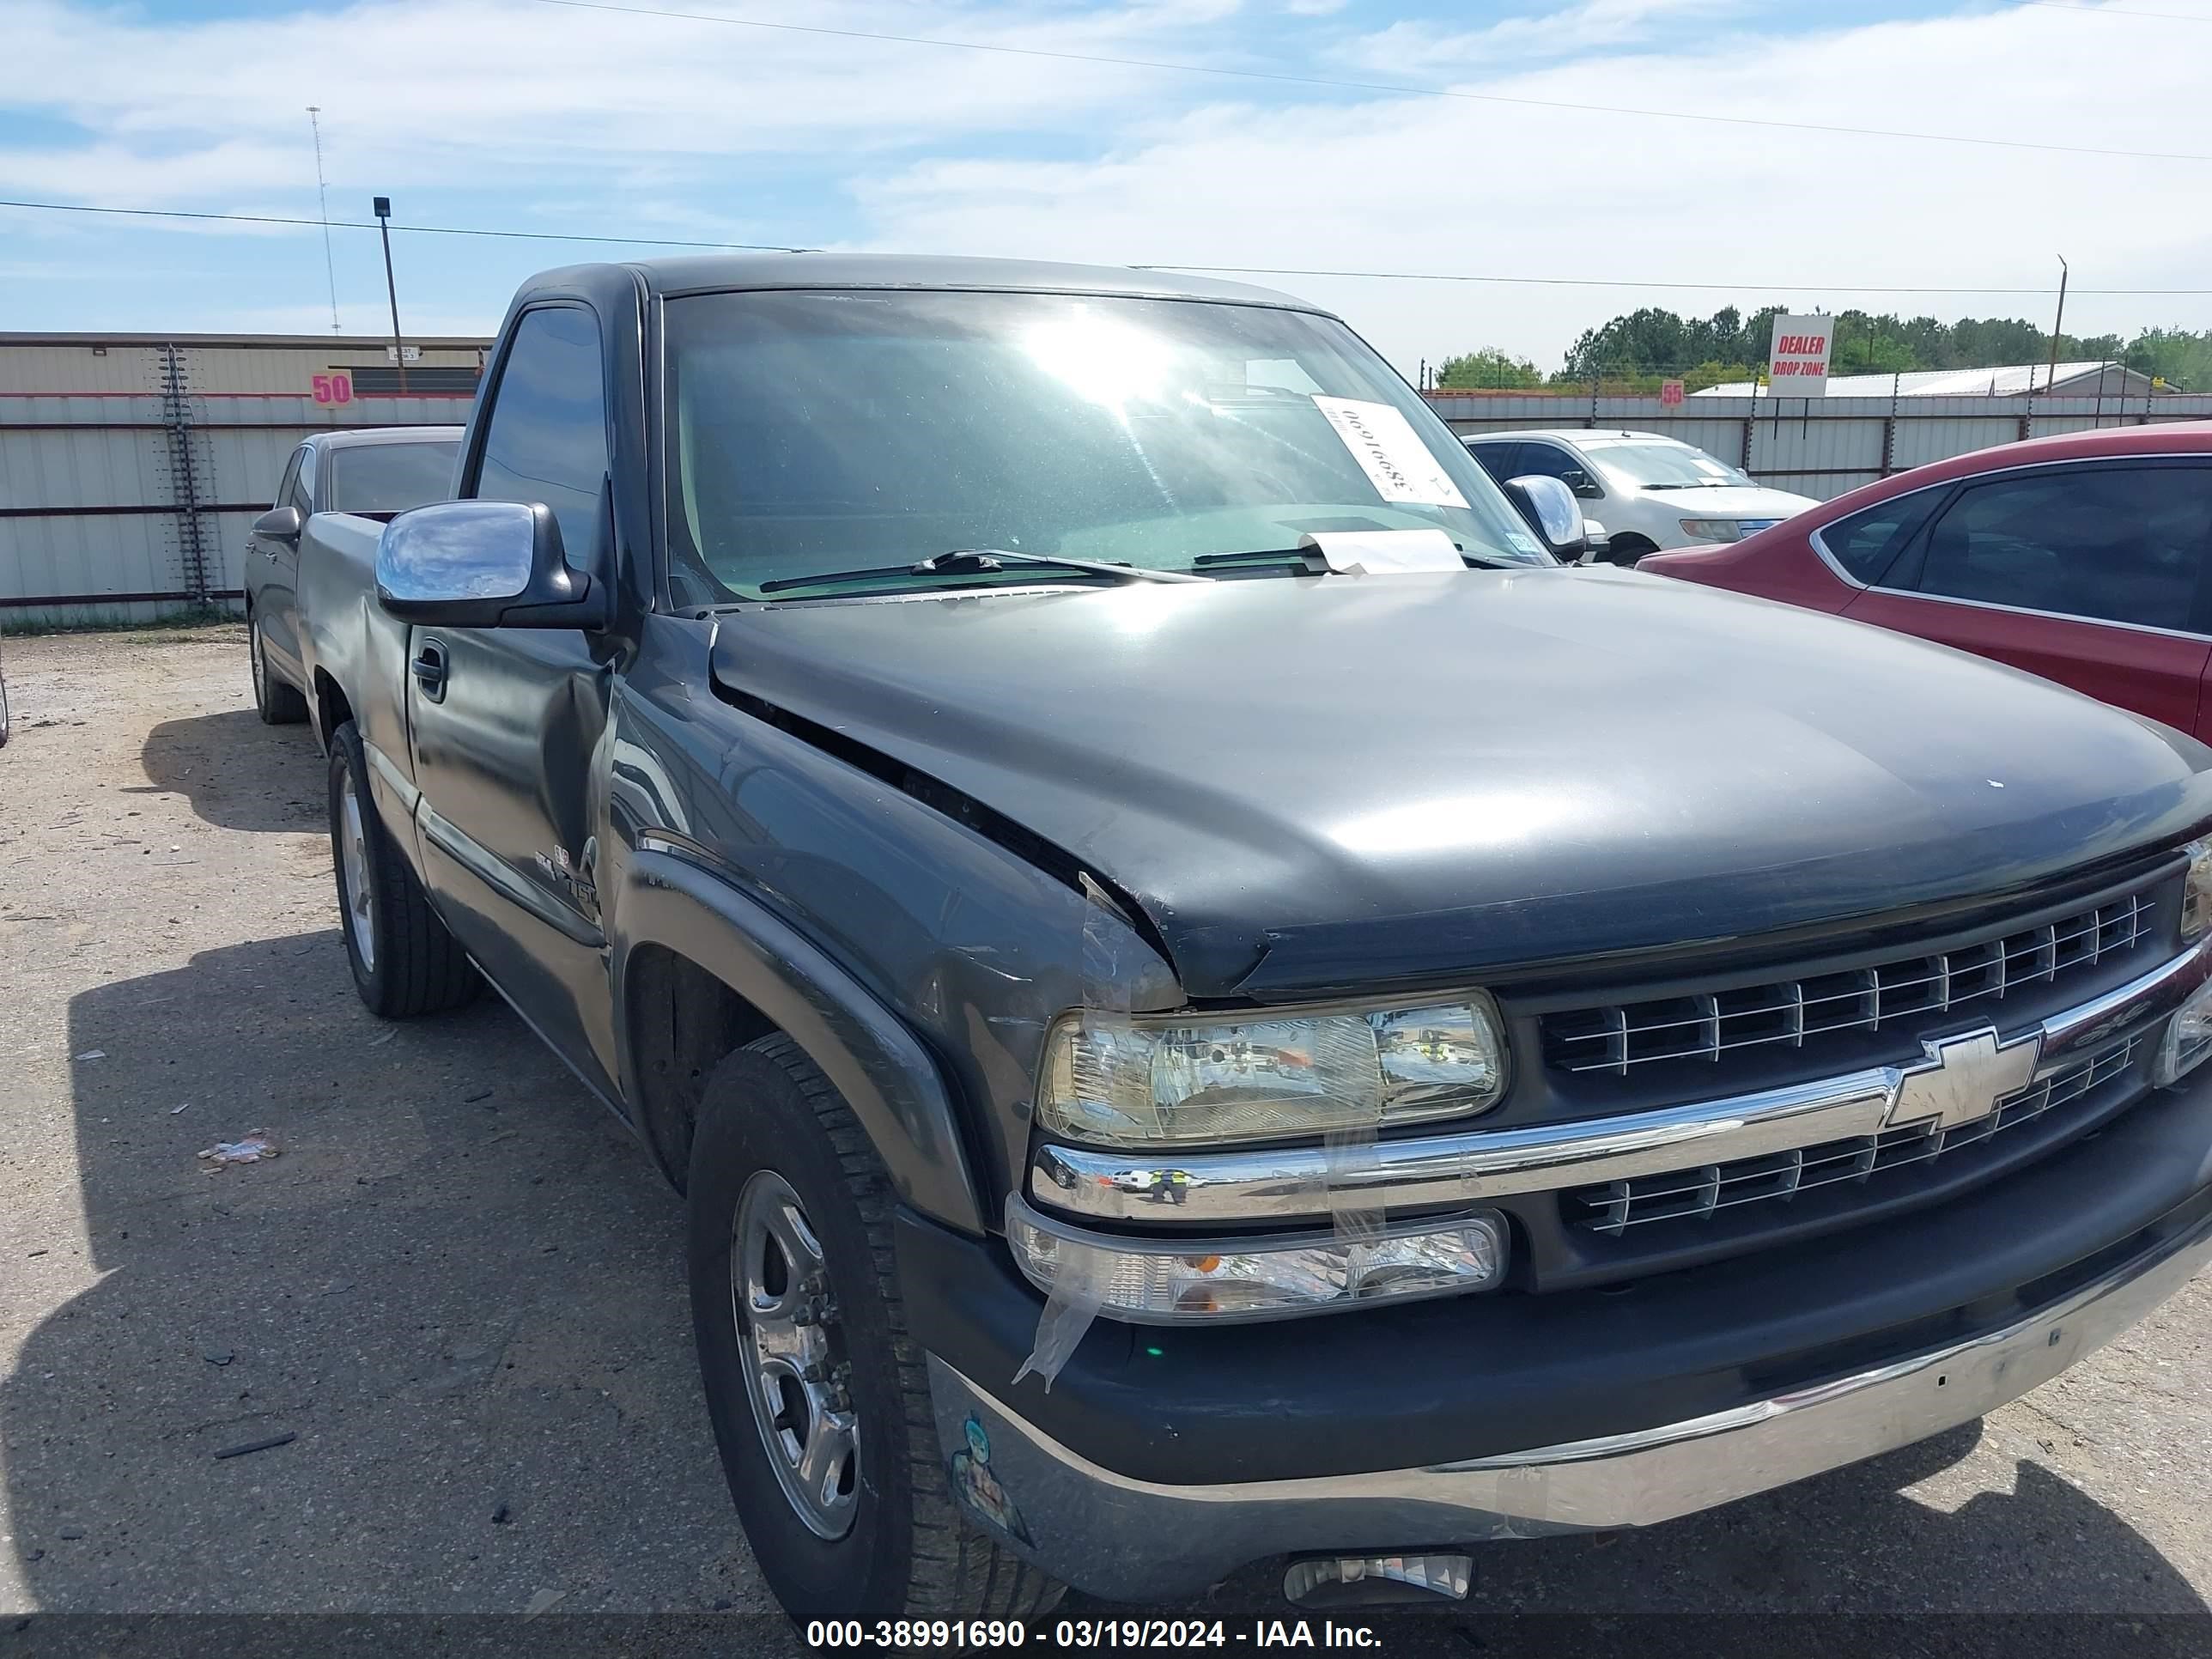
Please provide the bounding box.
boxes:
[1888,1025,2041,1133]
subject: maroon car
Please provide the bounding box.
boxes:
[1641,422,2212,741]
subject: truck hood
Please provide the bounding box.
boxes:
[708,568,2212,998]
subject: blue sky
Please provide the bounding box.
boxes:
[3,0,2209,370]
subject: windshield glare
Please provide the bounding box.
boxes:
[328,441,459,514]
[1586,440,1752,490]
[661,289,1552,600]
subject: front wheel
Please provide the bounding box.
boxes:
[326,720,478,1018]
[688,1035,1063,1626]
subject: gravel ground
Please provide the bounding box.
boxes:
[0,625,2208,1656]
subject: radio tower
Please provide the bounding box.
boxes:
[307,106,341,333]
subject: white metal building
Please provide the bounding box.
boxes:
[1692,362,2165,398]
[1,331,489,627]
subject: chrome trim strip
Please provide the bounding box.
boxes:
[361,735,420,819]
[925,1206,2212,1601]
[1033,1067,1900,1224]
[418,805,603,948]
[2039,936,2211,1062]
[1862,582,2212,646]
[1032,939,2209,1226]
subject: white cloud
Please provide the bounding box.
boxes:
[1346,0,1745,70]
[0,0,1237,199]
[3,0,2209,361]
[851,3,2212,367]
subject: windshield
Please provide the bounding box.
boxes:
[327,441,459,514]
[1583,440,1753,490]
[662,289,1552,600]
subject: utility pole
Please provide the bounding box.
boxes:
[373,196,406,395]
[2046,254,2069,398]
[307,107,339,334]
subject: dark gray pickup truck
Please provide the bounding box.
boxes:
[287,254,2212,1628]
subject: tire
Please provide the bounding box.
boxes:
[1605,534,1656,568]
[326,720,479,1018]
[250,611,309,725]
[689,1035,1063,1627]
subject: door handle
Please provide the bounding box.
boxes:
[411,639,449,703]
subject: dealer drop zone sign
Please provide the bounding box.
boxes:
[1768,313,1833,396]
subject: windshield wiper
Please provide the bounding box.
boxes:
[1197,544,1538,573]
[758,548,1209,596]
[1636,481,1723,491]
[1193,547,1321,572]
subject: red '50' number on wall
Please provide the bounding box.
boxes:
[313,373,354,405]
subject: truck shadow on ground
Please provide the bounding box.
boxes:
[9,935,2209,1638]
[9,931,758,1618]
[138,712,326,833]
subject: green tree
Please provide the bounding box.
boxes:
[1680,360,1761,392]
[1445,309,2211,393]
[2124,327,2212,391]
[1436,347,1542,390]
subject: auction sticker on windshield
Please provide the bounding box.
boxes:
[1312,396,1468,509]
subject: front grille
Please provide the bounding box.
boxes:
[1565,1033,2143,1236]
[1542,889,2156,1079]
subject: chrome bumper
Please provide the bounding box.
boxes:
[927,1206,2212,1601]
[1032,937,2212,1226]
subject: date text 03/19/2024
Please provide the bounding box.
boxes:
[803,1620,1385,1649]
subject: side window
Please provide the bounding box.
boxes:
[1818,490,1941,585]
[1518,443,1601,497]
[1515,443,1578,482]
[471,307,610,568]
[273,448,305,516]
[1899,465,2212,630]
[1468,442,1521,483]
[291,445,318,517]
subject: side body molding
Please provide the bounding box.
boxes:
[613,843,987,1236]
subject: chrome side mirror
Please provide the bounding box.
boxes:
[1503,475,1589,560]
[376,499,605,629]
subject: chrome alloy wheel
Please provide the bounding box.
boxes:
[733,1170,859,1538]
[249,622,266,706]
[339,775,376,974]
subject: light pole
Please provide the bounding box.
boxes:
[373,196,407,396]
[2045,254,2068,398]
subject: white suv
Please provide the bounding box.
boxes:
[1464,428,1817,564]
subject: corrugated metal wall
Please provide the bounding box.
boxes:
[1426,392,2212,502]
[8,343,2211,627]
[1,334,488,627]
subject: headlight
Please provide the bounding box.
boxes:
[2183,839,2212,940]
[1678,518,1744,543]
[1006,1199,1509,1322]
[2153,976,2212,1087]
[1036,998,1506,1146]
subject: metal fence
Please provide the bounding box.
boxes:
[1,334,485,628]
[9,343,2212,628]
[1424,390,2212,501]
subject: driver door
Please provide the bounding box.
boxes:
[402,303,620,1090]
